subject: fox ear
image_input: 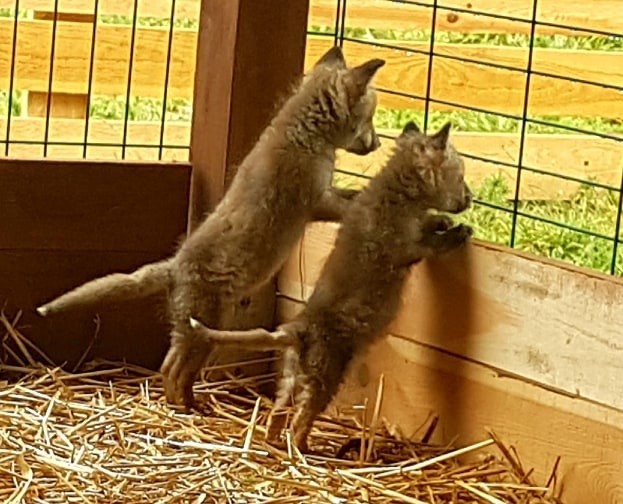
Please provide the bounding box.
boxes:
[347,58,385,96]
[314,45,346,69]
[430,122,451,148]
[401,121,421,136]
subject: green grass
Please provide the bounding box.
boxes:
[0,8,621,274]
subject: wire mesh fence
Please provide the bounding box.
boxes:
[0,0,198,162]
[308,0,623,276]
[1,0,622,277]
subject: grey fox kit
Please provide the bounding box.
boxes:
[189,121,473,451]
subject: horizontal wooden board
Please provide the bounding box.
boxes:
[0,158,190,251]
[0,0,618,37]
[337,129,623,200]
[2,118,620,200]
[278,297,623,504]
[307,37,623,119]
[278,223,623,411]
[0,0,200,19]
[0,19,198,98]
[0,20,620,117]
[309,0,623,36]
[0,117,190,161]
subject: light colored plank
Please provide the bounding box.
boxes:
[337,129,623,200]
[0,117,190,161]
[2,118,620,201]
[0,0,200,19]
[278,223,623,411]
[306,37,623,118]
[0,21,621,117]
[278,297,623,504]
[308,0,622,36]
[0,19,198,98]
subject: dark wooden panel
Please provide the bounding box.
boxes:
[0,159,191,251]
[0,249,172,369]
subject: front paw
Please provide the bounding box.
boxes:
[425,214,454,233]
[447,223,473,244]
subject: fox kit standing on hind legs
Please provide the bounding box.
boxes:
[189,121,473,452]
[36,46,386,409]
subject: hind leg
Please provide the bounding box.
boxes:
[161,326,213,409]
[290,381,331,453]
[265,347,300,444]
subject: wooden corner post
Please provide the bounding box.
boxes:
[188,0,311,372]
[189,0,311,228]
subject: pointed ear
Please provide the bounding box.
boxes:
[314,45,346,69]
[401,121,421,136]
[347,58,385,93]
[430,122,451,148]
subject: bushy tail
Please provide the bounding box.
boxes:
[37,259,173,317]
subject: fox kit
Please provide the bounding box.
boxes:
[189,121,473,452]
[36,46,386,408]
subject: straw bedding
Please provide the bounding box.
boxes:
[0,317,559,503]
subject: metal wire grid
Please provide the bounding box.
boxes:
[0,0,190,161]
[311,0,623,275]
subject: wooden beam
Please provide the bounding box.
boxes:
[0,0,619,37]
[278,297,623,504]
[1,20,620,117]
[187,0,309,226]
[0,158,191,252]
[308,0,623,37]
[278,223,623,411]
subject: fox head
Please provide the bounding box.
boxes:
[301,46,385,155]
[394,121,472,213]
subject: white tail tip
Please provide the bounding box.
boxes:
[189,317,201,329]
[36,306,49,317]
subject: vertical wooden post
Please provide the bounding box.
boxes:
[188,0,311,228]
[28,11,93,121]
[188,0,310,376]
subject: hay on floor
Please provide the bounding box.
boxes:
[0,356,559,503]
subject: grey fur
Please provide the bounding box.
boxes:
[189,121,473,451]
[36,46,386,408]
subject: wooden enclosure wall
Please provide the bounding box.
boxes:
[277,223,623,504]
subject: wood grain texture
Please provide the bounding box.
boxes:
[2,119,621,200]
[0,20,620,117]
[336,129,623,200]
[309,0,623,36]
[0,0,619,37]
[278,223,623,411]
[278,297,623,504]
[306,37,623,119]
[0,159,191,251]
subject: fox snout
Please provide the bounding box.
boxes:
[453,184,473,213]
[345,130,381,155]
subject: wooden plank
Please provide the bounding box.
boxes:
[1,21,619,117]
[278,297,623,504]
[308,0,623,36]
[2,118,621,199]
[188,0,310,225]
[0,158,191,251]
[336,129,623,200]
[0,117,190,161]
[0,0,200,20]
[277,223,623,411]
[306,37,623,118]
[0,19,198,99]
